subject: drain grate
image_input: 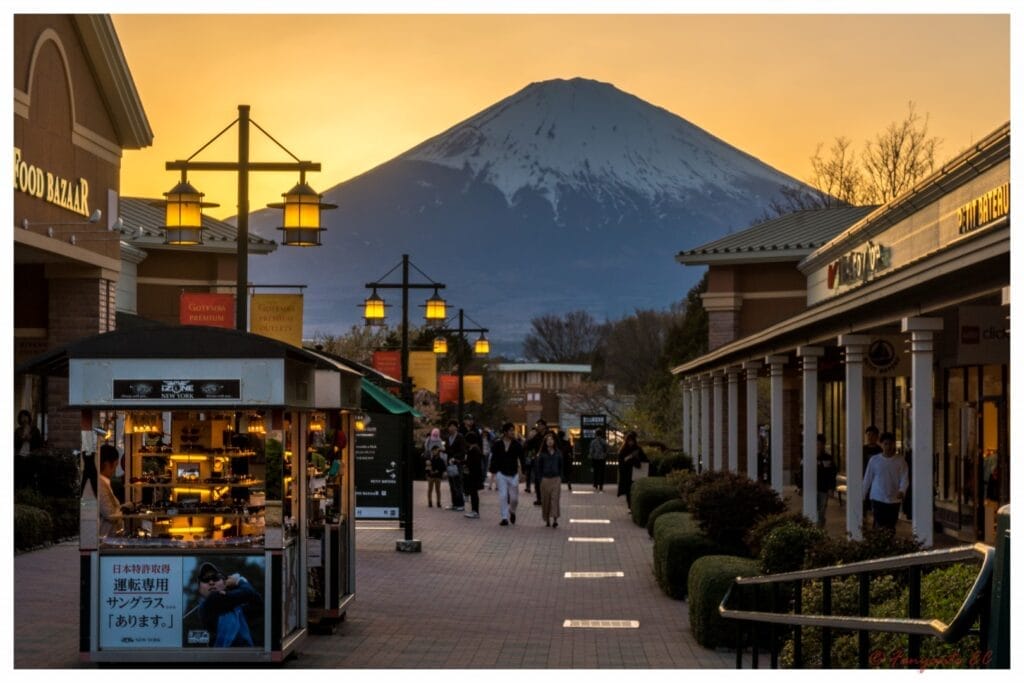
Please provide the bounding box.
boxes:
[567,537,615,543]
[569,519,610,524]
[564,571,625,578]
[563,619,639,629]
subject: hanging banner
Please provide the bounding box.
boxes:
[372,350,402,381]
[179,292,234,328]
[464,375,483,403]
[408,351,437,393]
[249,294,303,347]
[438,375,459,404]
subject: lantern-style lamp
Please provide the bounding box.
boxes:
[160,177,218,245]
[363,289,387,326]
[267,176,336,247]
[474,332,490,356]
[433,336,448,354]
[424,287,447,325]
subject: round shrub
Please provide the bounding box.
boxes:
[688,555,761,648]
[687,471,786,549]
[630,476,683,527]
[14,504,53,551]
[651,451,693,476]
[652,511,721,599]
[745,511,816,558]
[647,497,689,538]
[805,526,923,569]
[759,522,828,574]
[14,448,81,497]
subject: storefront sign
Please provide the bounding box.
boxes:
[408,350,437,393]
[250,294,303,347]
[956,183,1010,235]
[863,336,911,377]
[13,146,91,217]
[957,305,1009,366]
[372,350,402,381]
[580,414,608,440]
[353,414,402,518]
[179,292,235,328]
[827,241,892,290]
[113,379,241,400]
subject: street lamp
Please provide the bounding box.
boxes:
[161,104,334,330]
[433,308,489,423]
[363,254,446,553]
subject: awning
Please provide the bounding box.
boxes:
[360,378,421,417]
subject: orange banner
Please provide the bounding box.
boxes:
[437,374,483,404]
[179,292,234,328]
[438,375,459,404]
[372,350,402,381]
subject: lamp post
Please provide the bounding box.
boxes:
[364,254,446,553]
[433,308,489,423]
[163,104,334,331]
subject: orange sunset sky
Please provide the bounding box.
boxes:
[109,11,1011,220]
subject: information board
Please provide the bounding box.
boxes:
[354,412,404,519]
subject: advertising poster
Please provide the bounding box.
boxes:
[99,556,183,649]
[179,555,266,648]
[179,292,234,328]
[408,350,437,393]
[250,293,303,347]
[354,413,403,518]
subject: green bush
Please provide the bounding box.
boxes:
[689,555,761,648]
[687,471,786,549]
[647,497,689,537]
[630,476,683,526]
[805,527,923,569]
[649,451,693,476]
[15,488,80,542]
[745,511,816,558]
[14,448,81,497]
[759,522,828,574]
[14,504,53,551]
[652,512,721,599]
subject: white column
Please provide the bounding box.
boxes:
[745,361,761,481]
[681,378,691,462]
[690,380,700,469]
[712,371,724,471]
[798,346,824,521]
[700,374,712,472]
[902,317,943,548]
[839,334,869,540]
[727,368,739,473]
[766,355,788,494]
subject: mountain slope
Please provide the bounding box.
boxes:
[245,77,808,353]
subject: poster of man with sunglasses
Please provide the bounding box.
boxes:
[182,557,265,647]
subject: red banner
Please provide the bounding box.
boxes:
[179,292,234,328]
[438,375,459,404]
[372,350,402,381]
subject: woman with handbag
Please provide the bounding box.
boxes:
[616,431,646,511]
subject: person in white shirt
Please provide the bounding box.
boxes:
[97,444,124,537]
[862,432,908,530]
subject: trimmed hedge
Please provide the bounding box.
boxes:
[745,511,815,558]
[15,504,53,551]
[648,451,693,476]
[652,512,721,599]
[688,555,761,648]
[647,497,689,538]
[687,471,786,548]
[631,476,683,527]
[759,522,828,574]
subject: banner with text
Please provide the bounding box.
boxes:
[250,294,303,347]
[408,351,437,393]
[438,374,483,404]
[372,350,402,382]
[179,292,234,328]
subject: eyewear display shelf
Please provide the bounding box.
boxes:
[305,446,353,632]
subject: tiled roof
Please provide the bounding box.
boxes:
[118,197,276,254]
[676,206,877,265]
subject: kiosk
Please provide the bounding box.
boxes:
[22,325,359,664]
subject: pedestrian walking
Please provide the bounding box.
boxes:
[444,420,466,511]
[617,431,646,511]
[426,444,445,508]
[555,427,573,491]
[489,422,525,526]
[863,431,908,530]
[815,434,837,528]
[589,427,608,491]
[536,432,563,528]
[481,426,495,489]
[463,439,485,518]
[523,426,540,495]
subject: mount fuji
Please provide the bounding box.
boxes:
[245,77,808,353]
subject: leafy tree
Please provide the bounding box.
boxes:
[522,310,602,363]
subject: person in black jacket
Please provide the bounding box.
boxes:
[463,436,485,519]
[815,434,838,528]
[489,422,525,526]
[617,431,646,511]
[16,409,43,456]
[444,420,466,511]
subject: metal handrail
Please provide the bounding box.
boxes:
[720,543,994,645]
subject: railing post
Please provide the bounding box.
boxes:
[988,504,1010,668]
[793,579,803,668]
[751,583,760,668]
[858,572,870,668]
[771,582,780,669]
[821,576,832,668]
[735,585,744,669]
[907,565,922,668]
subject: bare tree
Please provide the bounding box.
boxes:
[596,309,679,393]
[311,325,390,364]
[522,310,602,363]
[861,101,940,203]
[810,136,864,206]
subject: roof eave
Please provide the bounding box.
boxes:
[676,249,813,266]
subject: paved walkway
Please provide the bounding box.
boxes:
[13,479,733,669]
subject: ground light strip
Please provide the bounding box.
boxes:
[563,619,639,629]
[567,537,615,543]
[570,490,595,495]
[569,519,610,524]
[564,571,625,578]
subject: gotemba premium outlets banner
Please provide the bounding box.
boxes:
[250,294,303,347]
[179,292,234,328]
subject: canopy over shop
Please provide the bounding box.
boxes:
[17,324,361,663]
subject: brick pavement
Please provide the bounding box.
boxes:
[13,479,732,669]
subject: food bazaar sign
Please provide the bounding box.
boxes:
[13,147,91,217]
[827,241,892,290]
